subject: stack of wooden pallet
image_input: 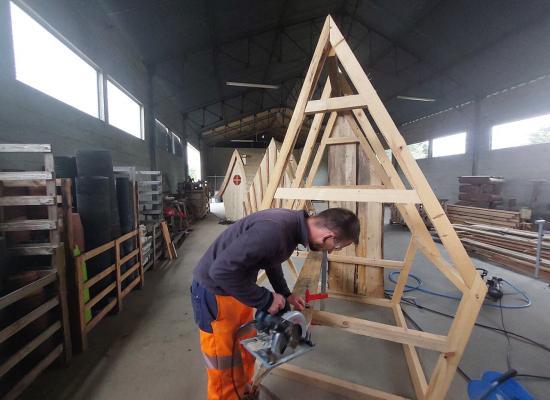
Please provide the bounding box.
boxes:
[446,204,523,228]
[438,224,550,280]
[457,176,504,208]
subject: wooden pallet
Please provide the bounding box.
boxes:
[258,17,486,400]
[0,144,71,399]
[72,228,144,352]
[71,180,144,352]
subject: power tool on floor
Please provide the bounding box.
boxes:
[241,303,314,369]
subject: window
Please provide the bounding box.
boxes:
[10,2,99,117]
[187,143,201,180]
[432,132,466,157]
[491,113,550,150]
[408,141,429,160]
[155,119,183,156]
[107,80,143,139]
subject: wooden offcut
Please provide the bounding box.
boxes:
[259,16,486,400]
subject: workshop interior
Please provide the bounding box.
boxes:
[0,1,550,399]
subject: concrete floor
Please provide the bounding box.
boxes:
[22,203,550,399]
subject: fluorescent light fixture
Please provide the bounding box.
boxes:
[396,95,436,102]
[230,139,255,142]
[226,81,279,89]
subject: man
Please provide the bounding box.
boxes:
[191,207,360,400]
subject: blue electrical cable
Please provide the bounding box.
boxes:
[386,271,532,309]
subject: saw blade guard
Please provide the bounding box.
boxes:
[280,310,308,338]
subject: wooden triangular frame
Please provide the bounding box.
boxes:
[259,16,487,400]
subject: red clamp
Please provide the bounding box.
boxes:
[305,289,329,304]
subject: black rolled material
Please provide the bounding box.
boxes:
[76,176,113,311]
[54,156,77,208]
[116,177,134,234]
[76,150,121,240]
[0,237,10,295]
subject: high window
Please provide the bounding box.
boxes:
[187,143,201,180]
[407,141,429,160]
[432,132,466,157]
[107,80,143,139]
[10,1,100,117]
[491,113,550,150]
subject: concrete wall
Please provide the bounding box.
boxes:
[399,74,550,218]
[0,0,188,185]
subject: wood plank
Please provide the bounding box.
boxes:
[275,187,420,203]
[116,230,138,244]
[304,94,367,114]
[331,18,477,289]
[294,251,404,269]
[0,195,56,206]
[84,265,116,290]
[85,298,117,333]
[393,305,428,400]
[294,111,338,211]
[293,251,323,325]
[327,115,357,294]
[325,137,361,145]
[0,219,56,231]
[425,279,486,399]
[283,78,332,210]
[121,262,141,282]
[84,282,117,311]
[0,321,61,378]
[8,243,56,255]
[82,240,115,262]
[259,17,331,210]
[0,143,51,152]
[160,221,176,260]
[121,275,141,298]
[312,310,450,352]
[0,298,59,344]
[390,240,417,305]
[0,171,52,181]
[3,345,63,400]
[327,291,393,307]
[119,248,140,266]
[0,270,57,310]
[342,94,467,293]
[274,364,408,400]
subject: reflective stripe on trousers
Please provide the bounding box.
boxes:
[199,294,255,400]
[202,352,242,371]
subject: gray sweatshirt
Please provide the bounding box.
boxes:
[192,209,309,310]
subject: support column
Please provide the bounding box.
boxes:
[0,0,15,80]
[145,63,157,170]
[471,98,482,175]
[181,113,189,179]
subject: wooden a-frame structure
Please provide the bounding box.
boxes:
[259,16,487,400]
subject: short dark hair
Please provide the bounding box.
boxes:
[313,208,360,244]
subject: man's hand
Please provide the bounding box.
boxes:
[287,294,306,311]
[267,293,286,315]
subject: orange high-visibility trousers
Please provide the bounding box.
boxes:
[199,294,256,400]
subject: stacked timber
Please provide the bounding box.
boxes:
[435,224,550,280]
[446,204,523,228]
[457,176,504,208]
